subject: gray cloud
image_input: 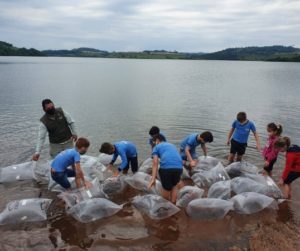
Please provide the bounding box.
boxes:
[0,0,300,52]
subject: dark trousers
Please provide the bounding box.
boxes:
[121,156,138,174]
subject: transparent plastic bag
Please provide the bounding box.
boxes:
[57,178,106,208]
[48,176,76,193]
[80,155,113,182]
[186,198,233,220]
[98,153,122,166]
[192,156,220,173]
[242,174,284,199]
[0,198,52,225]
[191,163,230,188]
[207,180,231,200]
[34,161,51,182]
[68,198,122,223]
[0,162,36,183]
[231,192,278,214]
[225,162,259,178]
[176,186,204,208]
[102,176,127,195]
[181,168,190,180]
[124,172,162,195]
[139,158,153,174]
[132,194,180,220]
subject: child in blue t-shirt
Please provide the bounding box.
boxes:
[148,126,167,150]
[226,112,261,163]
[148,134,183,203]
[51,138,91,190]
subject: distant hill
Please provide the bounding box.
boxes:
[0,41,44,56]
[1,41,300,62]
[197,46,300,61]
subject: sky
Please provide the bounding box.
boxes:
[0,0,300,52]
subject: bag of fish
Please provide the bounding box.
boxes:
[34,160,51,182]
[138,158,154,174]
[68,198,123,223]
[225,162,259,178]
[0,161,36,183]
[191,156,220,174]
[48,176,77,193]
[207,180,231,200]
[242,173,283,199]
[176,186,204,208]
[0,198,52,225]
[125,172,162,195]
[186,198,233,220]
[98,153,122,166]
[231,192,278,214]
[102,176,127,196]
[58,178,106,208]
[191,163,230,188]
[80,155,113,182]
[132,194,180,220]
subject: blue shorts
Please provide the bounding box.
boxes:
[51,169,76,189]
[180,150,198,161]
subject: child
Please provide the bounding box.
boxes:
[227,112,260,163]
[180,131,214,168]
[51,137,90,190]
[262,123,283,176]
[99,141,138,176]
[148,126,167,149]
[275,137,300,199]
[148,134,183,203]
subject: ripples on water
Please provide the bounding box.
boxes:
[0,57,300,250]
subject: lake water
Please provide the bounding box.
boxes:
[0,56,300,250]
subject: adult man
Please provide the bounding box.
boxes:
[32,99,77,161]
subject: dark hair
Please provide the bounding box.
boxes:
[149,126,160,136]
[267,123,283,136]
[274,137,291,149]
[237,112,247,122]
[152,133,166,142]
[75,137,90,148]
[99,142,114,154]
[200,131,213,143]
[42,99,53,109]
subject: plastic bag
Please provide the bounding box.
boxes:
[181,168,190,180]
[68,198,122,223]
[0,162,36,183]
[208,180,231,200]
[48,176,76,193]
[242,173,283,199]
[225,162,259,178]
[192,156,220,173]
[176,186,204,208]
[186,198,233,220]
[231,192,278,214]
[191,163,230,188]
[57,178,106,208]
[80,155,113,182]
[139,158,153,174]
[0,198,52,225]
[34,161,51,182]
[125,172,162,195]
[98,153,122,166]
[132,194,180,220]
[102,176,127,195]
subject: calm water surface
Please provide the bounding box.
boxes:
[0,57,299,250]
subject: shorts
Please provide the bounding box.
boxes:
[230,139,247,156]
[120,156,138,174]
[283,172,300,185]
[159,168,183,191]
[263,158,277,173]
[180,150,198,161]
[51,168,76,189]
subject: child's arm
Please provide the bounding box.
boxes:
[201,144,207,157]
[280,153,294,183]
[185,146,197,166]
[148,156,159,189]
[226,128,234,145]
[74,163,90,188]
[114,151,128,176]
[253,132,261,151]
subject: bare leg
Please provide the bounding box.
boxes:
[177,180,184,190]
[236,154,243,162]
[282,184,291,199]
[170,187,178,204]
[228,153,235,164]
[161,189,171,201]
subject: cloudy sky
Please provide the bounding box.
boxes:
[0,0,300,52]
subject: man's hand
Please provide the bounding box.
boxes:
[148,178,156,189]
[84,181,92,189]
[278,179,284,186]
[32,153,40,161]
[71,135,78,141]
[190,160,197,168]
